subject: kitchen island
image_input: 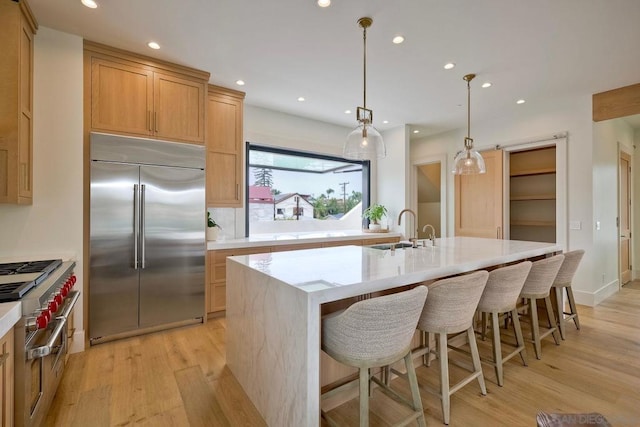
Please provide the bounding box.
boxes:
[226,237,561,426]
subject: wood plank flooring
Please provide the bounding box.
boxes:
[44,288,640,426]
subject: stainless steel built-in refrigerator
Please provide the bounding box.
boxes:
[89,132,205,344]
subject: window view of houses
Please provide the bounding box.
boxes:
[247,147,367,235]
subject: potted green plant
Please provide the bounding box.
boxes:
[207,211,222,241]
[362,203,387,231]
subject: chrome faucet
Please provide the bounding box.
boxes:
[422,224,436,246]
[398,209,418,248]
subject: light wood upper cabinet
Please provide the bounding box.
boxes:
[455,149,504,238]
[85,41,208,144]
[206,85,245,207]
[0,0,37,205]
[90,58,153,136]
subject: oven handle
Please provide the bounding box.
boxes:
[27,290,80,361]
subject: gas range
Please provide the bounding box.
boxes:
[0,259,63,302]
[5,259,80,427]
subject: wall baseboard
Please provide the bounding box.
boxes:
[69,329,85,354]
[573,279,619,307]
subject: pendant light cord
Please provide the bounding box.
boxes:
[467,77,471,139]
[363,24,367,112]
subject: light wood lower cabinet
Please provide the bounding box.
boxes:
[207,246,272,314]
[206,236,400,314]
[0,328,14,427]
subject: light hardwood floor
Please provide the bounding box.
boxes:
[45,288,640,426]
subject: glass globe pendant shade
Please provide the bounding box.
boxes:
[344,122,385,160]
[452,142,486,175]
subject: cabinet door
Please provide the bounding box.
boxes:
[0,328,14,427]
[91,58,153,136]
[154,73,205,144]
[18,14,33,202]
[455,149,504,238]
[206,92,243,207]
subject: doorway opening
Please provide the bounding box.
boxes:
[416,162,442,239]
[619,147,633,286]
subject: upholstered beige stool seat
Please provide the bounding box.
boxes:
[518,255,564,360]
[552,249,585,340]
[476,261,532,386]
[322,285,428,427]
[412,270,489,425]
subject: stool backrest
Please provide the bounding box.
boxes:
[553,249,585,287]
[477,261,532,313]
[417,270,489,334]
[322,285,428,363]
[520,254,564,298]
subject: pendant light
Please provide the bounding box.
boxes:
[343,17,386,160]
[452,73,486,174]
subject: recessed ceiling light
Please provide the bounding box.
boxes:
[236,80,245,86]
[444,63,455,70]
[392,36,405,44]
[383,120,389,124]
[81,0,98,8]
[516,99,526,104]
[345,110,352,114]
[413,130,420,134]
[297,97,305,102]
[481,82,492,88]
[317,0,330,7]
[147,41,160,50]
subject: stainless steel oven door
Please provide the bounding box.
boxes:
[20,290,79,427]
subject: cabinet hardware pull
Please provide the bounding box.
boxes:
[155,111,158,133]
[497,226,501,239]
[0,352,9,367]
[236,183,239,199]
[148,111,152,131]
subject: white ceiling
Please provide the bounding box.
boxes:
[29,0,640,138]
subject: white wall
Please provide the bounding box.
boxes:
[411,95,602,305]
[378,125,411,236]
[592,119,635,294]
[0,28,85,349]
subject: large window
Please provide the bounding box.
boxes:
[246,143,370,236]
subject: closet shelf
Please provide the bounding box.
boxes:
[510,194,556,201]
[510,167,556,177]
[511,220,556,227]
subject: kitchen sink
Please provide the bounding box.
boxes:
[369,242,414,250]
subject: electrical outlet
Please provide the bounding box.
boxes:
[569,221,582,230]
[595,221,601,231]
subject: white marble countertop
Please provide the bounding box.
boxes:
[207,229,402,250]
[0,301,21,338]
[228,237,562,302]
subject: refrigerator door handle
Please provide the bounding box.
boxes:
[133,184,139,269]
[141,184,146,269]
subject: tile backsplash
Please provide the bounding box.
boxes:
[207,208,238,240]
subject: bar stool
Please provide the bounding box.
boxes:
[552,250,585,340]
[476,261,532,386]
[321,285,428,427]
[413,270,489,425]
[519,255,564,360]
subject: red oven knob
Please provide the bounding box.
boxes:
[54,293,63,305]
[70,275,77,285]
[36,314,48,329]
[61,286,69,297]
[48,300,58,313]
[41,309,51,322]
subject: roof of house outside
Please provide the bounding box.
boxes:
[248,185,274,202]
